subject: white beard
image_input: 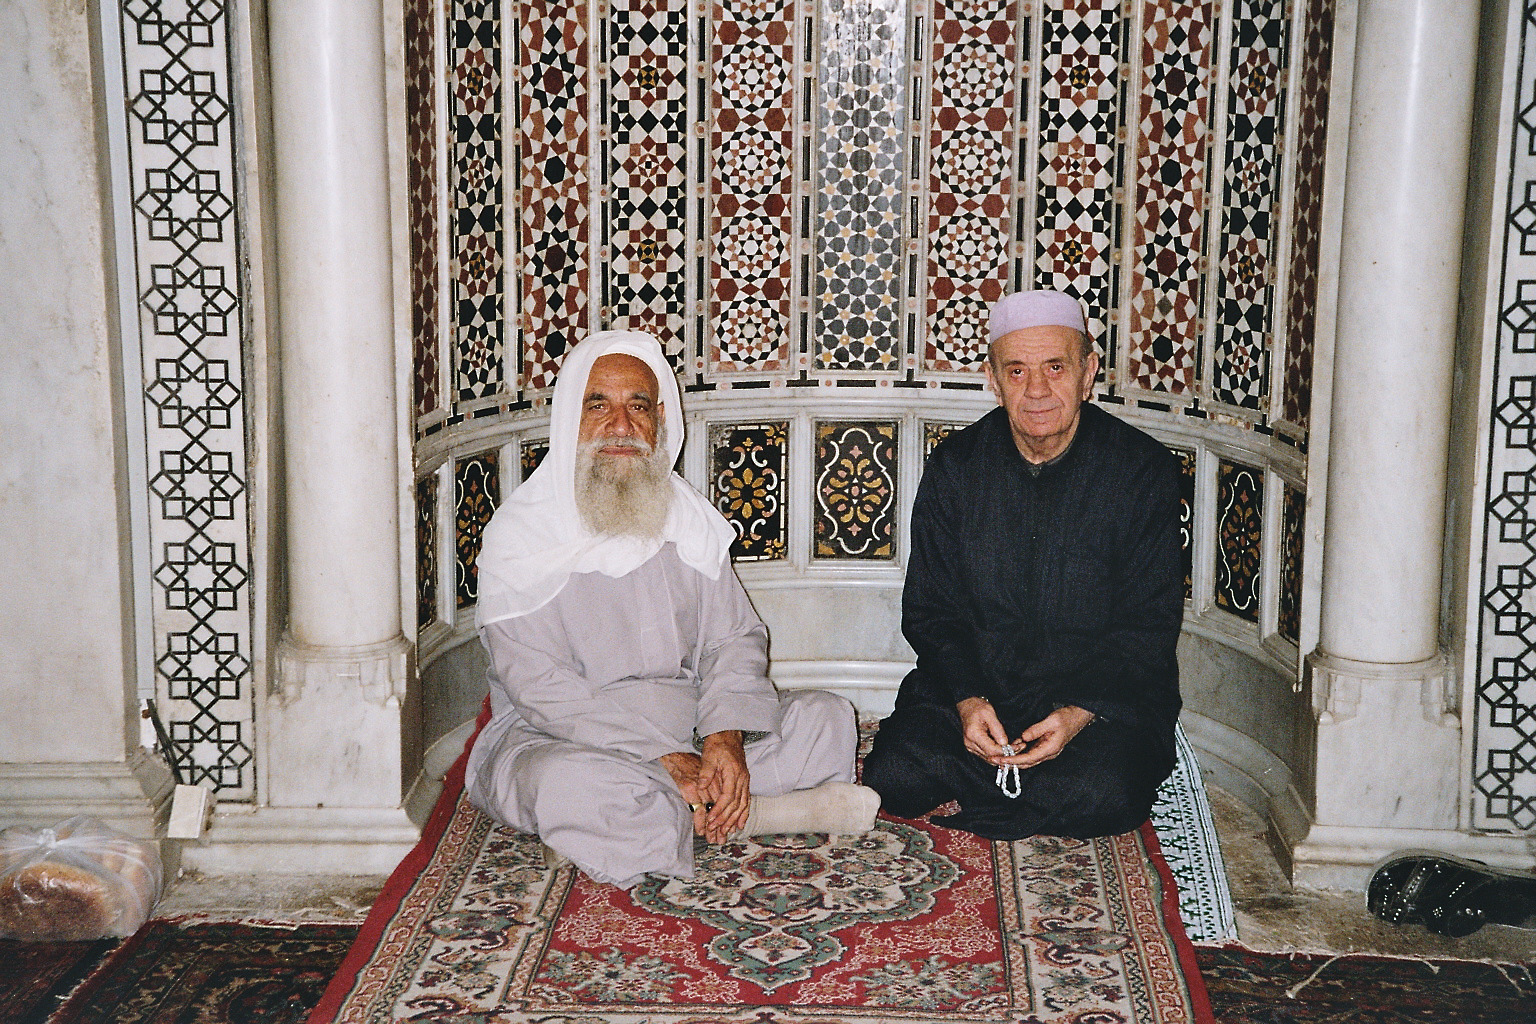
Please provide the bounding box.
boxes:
[574,433,674,539]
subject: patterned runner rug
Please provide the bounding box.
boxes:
[1150,724,1236,943]
[310,715,1214,1023]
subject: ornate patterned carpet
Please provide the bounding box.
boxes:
[307,727,1214,1023]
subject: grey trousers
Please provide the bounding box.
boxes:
[465,688,857,888]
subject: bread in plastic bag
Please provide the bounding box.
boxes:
[0,815,163,941]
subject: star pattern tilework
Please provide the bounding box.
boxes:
[451,1,505,403]
[925,0,1018,374]
[408,0,441,422]
[710,0,796,372]
[609,0,688,360]
[1126,0,1214,396]
[520,0,590,390]
[1034,0,1125,360]
[1282,0,1335,430]
[1212,0,1288,411]
[815,0,907,370]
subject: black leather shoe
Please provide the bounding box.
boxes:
[1368,850,1536,937]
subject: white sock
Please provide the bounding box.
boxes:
[734,782,880,839]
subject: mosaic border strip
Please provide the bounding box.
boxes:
[408,0,442,422]
[117,0,255,795]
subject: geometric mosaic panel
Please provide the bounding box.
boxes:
[1281,0,1335,430]
[924,0,1018,373]
[1125,0,1215,396]
[709,422,789,562]
[520,0,591,390]
[1173,447,1196,599]
[1214,460,1262,622]
[1034,0,1126,359]
[451,0,506,403]
[814,0,907,370]
[1278,480,1303,643]
[1211,0,1287,411]
[408,0,442,422]
[709,0,797,372]
[417,474,439,630]
[119,0,254,795]
[814,421,899,559]
[1477,1,1536,829]
[455,452,501,609]
[607,0,688,356]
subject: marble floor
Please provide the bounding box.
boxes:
[154,785,1536,964]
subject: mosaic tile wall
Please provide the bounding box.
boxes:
[412,0,1331,418]
[412,0,1336,647]
[1473,0,1536,833]
[114,0,255,797]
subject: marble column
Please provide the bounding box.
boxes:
[188,0,418,872]
[1295,0,1489,887]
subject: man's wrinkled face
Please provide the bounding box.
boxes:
[984,325,1098,463]
[578,353,662,460]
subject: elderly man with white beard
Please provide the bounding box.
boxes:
[465,331,879,889]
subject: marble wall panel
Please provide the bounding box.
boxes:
[1278,480,1303,643]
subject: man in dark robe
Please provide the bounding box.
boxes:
[863,290,1184,840]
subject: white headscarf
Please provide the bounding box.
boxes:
[475,331,737,626]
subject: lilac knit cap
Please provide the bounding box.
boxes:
[988,290,1087,342]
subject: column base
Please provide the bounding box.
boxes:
[1292,824,1535,891]
[178,804,419,875]
[0,749,176,839]
[266,633,416,809]
[1307,649,1461,831]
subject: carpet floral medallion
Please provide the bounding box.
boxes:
[313,788,1211,1024]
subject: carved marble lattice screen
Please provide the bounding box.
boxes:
[412,0,1330,647]
[1474,0,1536,834]
[108,0,255,798]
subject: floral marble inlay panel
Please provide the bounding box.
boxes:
[1278,480,1303,643]
[1214,459,1262,621]
[455,452,501,608]
[710,422,790,561]
[417,474,439,629]
[815,421,899,559]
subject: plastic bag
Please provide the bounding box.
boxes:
[0,815,163,941]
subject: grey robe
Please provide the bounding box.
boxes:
[465,543,857,888]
